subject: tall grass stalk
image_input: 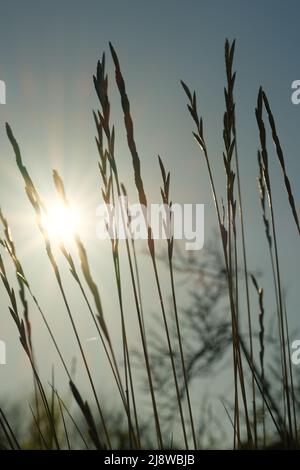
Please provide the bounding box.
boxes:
[5,124,111,449]
[94,53,164,448]
[110,43,190,448]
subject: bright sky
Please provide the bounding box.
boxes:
[0,0,299,444]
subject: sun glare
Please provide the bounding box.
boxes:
[41,203,80,242]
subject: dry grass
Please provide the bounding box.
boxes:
[0,39,299,450]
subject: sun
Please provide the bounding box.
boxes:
[41,203,80,243]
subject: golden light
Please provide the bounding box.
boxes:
[41,203,80,243]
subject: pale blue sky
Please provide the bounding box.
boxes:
[0,0,299,444]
